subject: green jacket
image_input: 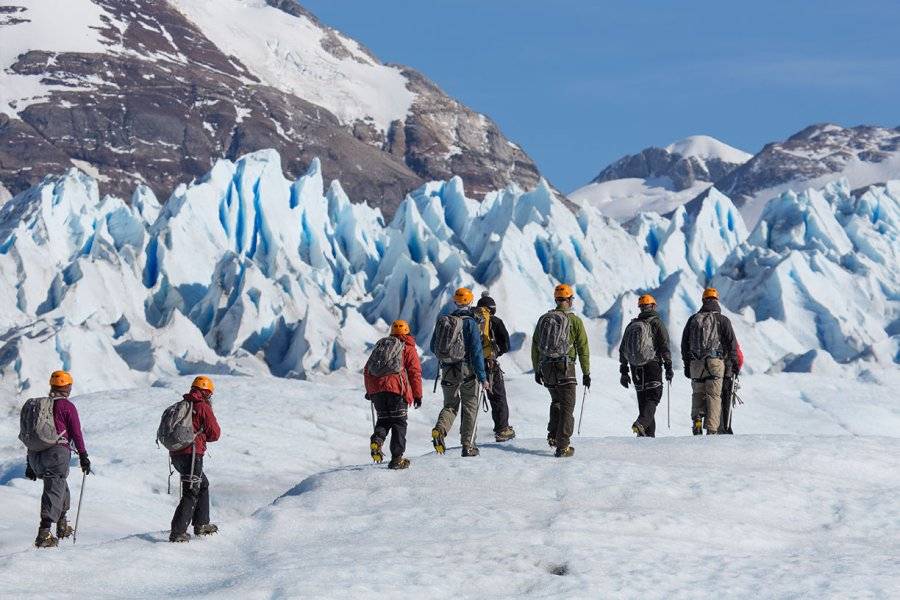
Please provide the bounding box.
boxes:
[531,308,590,375]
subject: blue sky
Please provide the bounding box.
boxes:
[301,1,900,192]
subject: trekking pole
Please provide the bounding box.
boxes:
[577,386,588,436]
[370,401,376,429]
[667,381,671,430]
[167,456,174,495]
[73,471,86,544]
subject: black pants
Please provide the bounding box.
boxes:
[546,384,577,448]
[719,376,735,434]
[371,392,408,459]
[631,362,663,437]
[486,361,510,432]
[171,453,210,535]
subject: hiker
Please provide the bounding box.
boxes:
[619,294,673,437]
[20,370,90,548]
[430,287,489,457]
[680,288,739,435]
[475,292,516,442]
[168,376,221,542]
[364,319,423,470]
[718,341,744,434]
[532,284,590,458]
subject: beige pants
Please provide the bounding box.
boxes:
[690,358,725,433]
[435,363,481,448]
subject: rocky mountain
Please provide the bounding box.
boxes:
[715,124,900,225]
[0,0,543,215]
[569,135,751,219]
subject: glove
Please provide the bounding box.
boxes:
[583,374,591,388]
[364,393,371,401]
[534,372,543,386]
[620,373,630,389]
[665,363,674,382]
[413,398,422,409]
[684,366,691,379]
[25,463,37,481]
[481,380,491,394]
[733,367,741,378]
[79,452,91,475]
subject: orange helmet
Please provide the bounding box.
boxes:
[702,288,719,301]
[638,294,656,307]
[390,319,410,336]
[49,370,73,388]
[191,375,215,393]
[453,287,474,305]
[554,284,574,300]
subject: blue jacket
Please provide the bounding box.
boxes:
[431,308,487,382]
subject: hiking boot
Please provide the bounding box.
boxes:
[56,517,74,540]
[388,457,410,470]
[692,418,703,436]
[194,524,218,536]
[706,430,718,435]
[495,427,516,442]
[431,428,446,455]
[461,445,480,457]
[547,435,557,448]
[555,446,575,458]
[35,528,58,548]
[632,422,646,437]
[169,531,191,543]
[370,439,384,463]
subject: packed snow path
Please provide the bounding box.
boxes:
[1,366,899,598]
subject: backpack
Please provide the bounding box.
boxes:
[433,314,467,364]
[19,397,65,452]
[366,336,405,377]
[536,310,572,361]
[621,318,657,366]
[476,307,496,359]
[156,399,195,451]
[688,312,722,360]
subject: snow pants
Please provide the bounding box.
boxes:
[435,362,480,448]
[371,392,408,458]
[486,360,510,433]
[718,376,735,434]
[546,384,577,449]
[690,358,725,433]
[27,446,71,528]
[171,454,210,535]
[631,362,663,437]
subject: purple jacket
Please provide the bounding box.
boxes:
[52,396,87,454]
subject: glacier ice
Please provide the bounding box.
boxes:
[0,151,897,394]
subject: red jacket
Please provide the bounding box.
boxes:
[364,334,423,405]
[170,390,221,456]
[736,342,744,371]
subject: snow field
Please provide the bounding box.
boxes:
[1,363,898,597]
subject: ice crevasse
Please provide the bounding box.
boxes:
[0,149,896,394]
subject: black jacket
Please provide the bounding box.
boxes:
[490,316,510,356]
[680,299,739,367]
[619,309,672,374]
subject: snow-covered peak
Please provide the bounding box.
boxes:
[169,0,415,134]
[665,135,752,164]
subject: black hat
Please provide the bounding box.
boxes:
[477,291,496,314]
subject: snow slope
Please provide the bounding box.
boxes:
[0,0,115,114]
[1,365,899,597]
[169,0,415,134]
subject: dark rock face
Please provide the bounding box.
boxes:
[715,124,900,205]
[0,0,547,216]
[592,146,741,191]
